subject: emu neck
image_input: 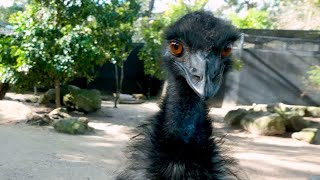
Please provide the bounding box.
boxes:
[161,76,210,144]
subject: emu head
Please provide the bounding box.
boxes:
[163,11,239,100]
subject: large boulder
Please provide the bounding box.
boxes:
[292,128,320,144]
[38,89,56,104]
[251,104,271,112]
[241,112,286,136]
[63,89,101,113]
[53,117,90,135]
[26,112,52,126]
[224,109,249,127]
[38,87,69,104]
[0,82,9,100]
[273,103,307,116]
[306,106,320,117]
[282,112,309,132]
[48,107,71,121]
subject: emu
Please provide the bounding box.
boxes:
[117,11,241,180]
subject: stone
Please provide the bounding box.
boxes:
[114,93,134,101]
[38,89,56,104]
[224,109,249,127]
[26,112,52,126]
[282,112,309,132]
[292,128,320,144]
[38,87,70,105]
[273,103,307,116]
[53,117,90,135]
[25,96,39,103]
[48,107,71,120]
[132,94,146,100]
[241,112,286,136]
[0,82,9,100]
[63,89,101,113]
[67,85,80,91]
[306,106,320,117]
[252,104,269,112]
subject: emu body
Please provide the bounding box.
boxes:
[117,11,240,180]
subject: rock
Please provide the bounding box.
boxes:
[26,112,52,126]
[282,112,309,132]
[224,109,249,127]
[0,82,9,100]
[241,112,286,135]
[38,87,70,105]
[38,89,56,104]
[67,85,80,91]
[292,128,320,144]
[48,107,71,121]
[53,117,90,135]
[63,89,101,113]
[252,104,269,112]
[114,93,146,104]
[132,94,146,100]
[273,103,307,116]
[25,96,39,103]
[120,99,146,104]
[113,93,134,101]
[306,106,320,117]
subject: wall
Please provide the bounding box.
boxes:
[223,30,320,106]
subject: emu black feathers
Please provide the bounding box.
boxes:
[117,11,241,180]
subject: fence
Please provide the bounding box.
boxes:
[221,29,320,106]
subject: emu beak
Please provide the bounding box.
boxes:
[175,52,225,100]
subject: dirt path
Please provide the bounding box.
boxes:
[0,97,320,180]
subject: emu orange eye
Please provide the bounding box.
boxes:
[221,44,232,58]
[169,40,183,56]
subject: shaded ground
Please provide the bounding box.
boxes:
[0,93,320,180]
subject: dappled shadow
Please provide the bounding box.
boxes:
[85,100,160,127]
[223,131,320,179]
[1,98,319,179]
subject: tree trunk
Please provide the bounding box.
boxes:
[34,86,38,96]
[146,0,155,16]
[119,61,124,98]
[0,82,9,100]
[54,79,61,108]
[114,61,125,108]
[114,64,119,108]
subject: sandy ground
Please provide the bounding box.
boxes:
[0,93,320,180]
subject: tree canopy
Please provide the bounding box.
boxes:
[0,0,140,106]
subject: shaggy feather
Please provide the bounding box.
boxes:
[117,11,242,180]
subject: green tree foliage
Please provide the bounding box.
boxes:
[220,0,320,30]
[0,35,17,84]
[228,8,273,29]
[0,0,140,107]
[305,65,320,91]
[274,0,320,30]
[0,2,24,23]
[138,0,208,79]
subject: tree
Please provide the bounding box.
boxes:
[228,8,273,29]
[88,0,140,107]
[137,0,209,79]
[0,2,25,23]
[304,65,320,92]
[0,35,16,99]
[3,0,140,108]
[6,1,95,106]
[273,0,320,30]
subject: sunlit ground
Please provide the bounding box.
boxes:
[0,94,319,180]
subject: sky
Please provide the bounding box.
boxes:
[0,0,14,7]
[0,0,226,11]
[154,0,224,12]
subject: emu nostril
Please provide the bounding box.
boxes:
[192,75,203,81]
